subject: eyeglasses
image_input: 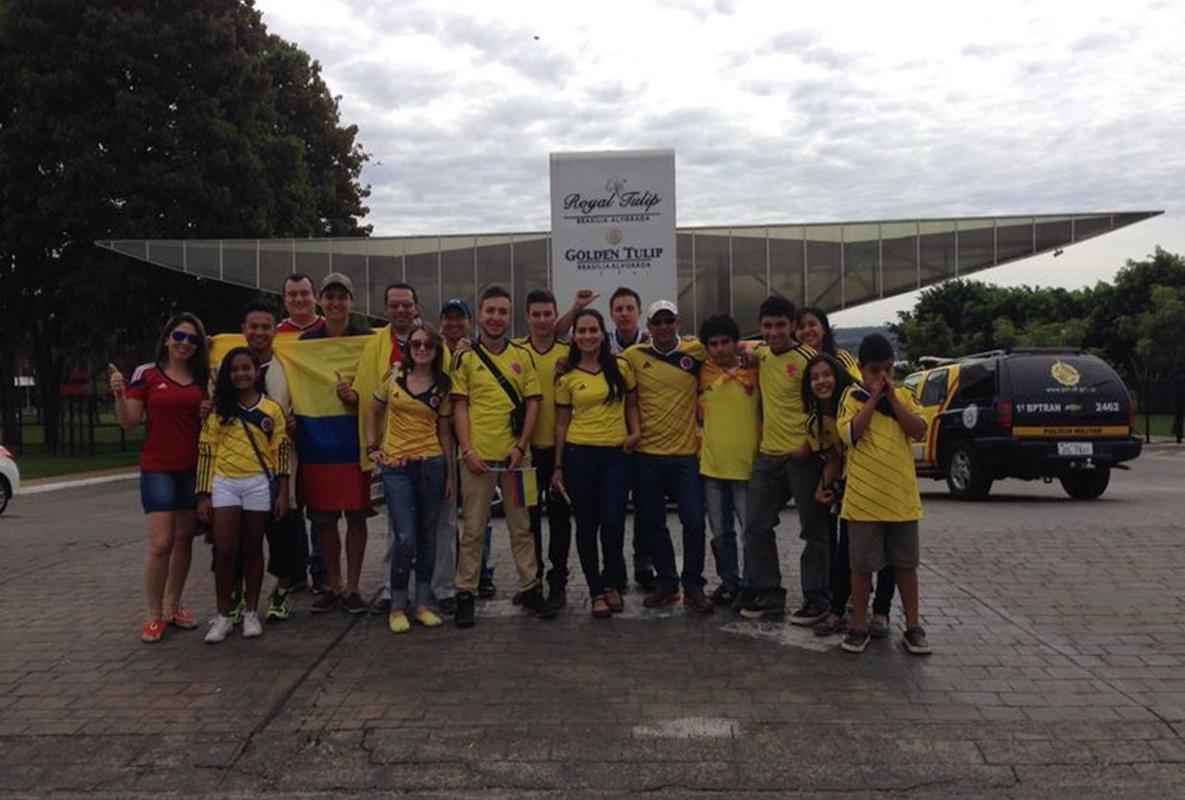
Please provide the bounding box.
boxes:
[170,331,202,346]
[409,340,436,351]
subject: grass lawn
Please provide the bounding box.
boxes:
[1136,414,1178,439]
[6,412,145,480]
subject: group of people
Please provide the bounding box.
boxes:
[109,270,933,656]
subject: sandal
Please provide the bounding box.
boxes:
[165,608,198,630]
[591,595,612,619]
[141,619,166,643]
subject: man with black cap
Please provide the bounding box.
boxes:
[621,300,713,613]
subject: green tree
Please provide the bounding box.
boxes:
[0,0,370,450]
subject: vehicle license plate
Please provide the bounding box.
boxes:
[1057,442,1093,456]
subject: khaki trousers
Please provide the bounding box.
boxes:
[456,459,539,594]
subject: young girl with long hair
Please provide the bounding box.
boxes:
[801,353,896,637]
[365,323,455,634]
[796,306,861,380]
[110,313,211,643]
[196,348,291,643]
[552,309,641,618]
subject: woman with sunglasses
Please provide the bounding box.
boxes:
[110,313,211,642]
[365,324,455,633]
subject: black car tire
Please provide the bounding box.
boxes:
[1060,467,1111,500]
[0,476,9,515]
[945,442,992,500]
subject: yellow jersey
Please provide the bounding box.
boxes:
[375,369,452,461]
[698,361,760,480]
[836,349,862,382]
[755,342,816,455]
[555,358,637,447]
[805,412,841,454]
[451,340,541,461]
[622,338,705,457]
[197,397,291,494]
[514,337,568,449]
[837,385,923,522]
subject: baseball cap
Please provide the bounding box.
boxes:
[647,300,678,320]
[319,272,354,296]
[440,297,472,319]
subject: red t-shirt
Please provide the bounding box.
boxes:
[276,316,325,336]
[126,364,206,473]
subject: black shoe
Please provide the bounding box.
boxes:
[643,588,680,609]
[739,589,787,620]
[710,585,737,607]
[511,591,524,606]
[683,587,715,614]
[478,575,496,599]
[634,571,657,593]
[369,596,391,616]
[789,603,829,627]
[310,581,330,597]
[437,596,458,616]
[544,589,567,615]
[310,592,338,613]
[287,579,309,594]
[519,587,554,619]
[341,592,367,615]
[455,592,476,628]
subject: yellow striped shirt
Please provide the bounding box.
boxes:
[837,385,923,522]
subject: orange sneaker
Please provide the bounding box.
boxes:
[141,619,166,643]
[166,608,198,630]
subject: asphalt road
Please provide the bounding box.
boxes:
[3,447,1185,798]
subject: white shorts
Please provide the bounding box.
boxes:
[211,475,272,512]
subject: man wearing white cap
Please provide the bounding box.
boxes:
[621,300,713,613]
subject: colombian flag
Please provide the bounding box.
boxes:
[211,334,374,512]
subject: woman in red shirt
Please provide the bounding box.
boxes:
[110,313,211,643]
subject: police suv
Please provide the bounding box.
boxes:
[902,349,1141,500]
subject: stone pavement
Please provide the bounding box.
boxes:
[3,448,1185,797]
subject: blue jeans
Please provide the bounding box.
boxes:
[637,453,706,594]
[381,457,447,609]
[704,477,747,592]
[564,444,627,597]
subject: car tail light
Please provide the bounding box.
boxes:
[997,400,1013,432]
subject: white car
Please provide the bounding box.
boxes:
[0,446,19,515]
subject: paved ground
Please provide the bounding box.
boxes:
[3,446,1185,798]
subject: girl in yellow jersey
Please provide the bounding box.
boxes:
[553,309,641,618]
[796,307,862,381]
[365,324,455,634]
[801,353,897,638]
[196,348,291,644]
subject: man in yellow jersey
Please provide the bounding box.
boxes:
[697,314,759,607]
[837,334,930,655]
[515,289,573,614]
[622,300,713,613]
[451,285,550,627]
[739,295,824,622]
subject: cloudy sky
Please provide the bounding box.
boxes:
[255,0,1183,324]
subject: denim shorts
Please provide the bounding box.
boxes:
[140,470,198,514]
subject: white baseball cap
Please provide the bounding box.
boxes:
[647,300,678,320]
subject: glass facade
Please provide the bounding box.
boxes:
[101,211,1162,336]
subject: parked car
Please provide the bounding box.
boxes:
[903,348,1141,500]
[0,446,20,515]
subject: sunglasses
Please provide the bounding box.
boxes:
[170,331,202,346]
[409,340,436,351]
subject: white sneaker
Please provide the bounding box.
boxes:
[204,614,234,644]
[241,611,263,638]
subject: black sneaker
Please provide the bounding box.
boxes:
[789,604,829,627]
[341,593,367,615]
[477,575,496,599]
[369,596,391,616]
[841,626,871,653]
[902,625,932,655]
[437,596,458,616]
[544,589,567,615]
[634,570,657,593]
[683,587,715,614]
[310,581,331,596]
[310,592,338,613]
[519,587,554,619]
[739,590,787,620]
[709,585,737,607]
[813,612,847,637]
[455,592,476,628]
